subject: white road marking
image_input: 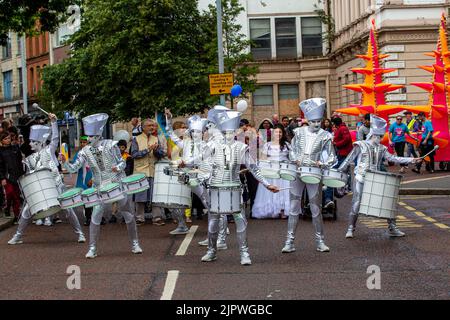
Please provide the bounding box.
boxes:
[401,175,450,185]
[175,225,198,256]
[161,270,179,300]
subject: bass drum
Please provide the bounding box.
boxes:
[152,161,192,209]
[19,169,61,220]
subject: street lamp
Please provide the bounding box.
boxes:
[216,0,225,106]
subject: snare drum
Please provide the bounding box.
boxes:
[322,169,348,188]
[258,160,280,179]
[359,170,402,219]
[81,188,101,208]
[58,188,84,210]
[209,183,242,214]
[121,173,149,195]
[298,166,322,184]
[279,161,297,181]
[19,169,61,220]
[99,183,124,204]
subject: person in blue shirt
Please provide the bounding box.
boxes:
[72,136,94,225]
[389,115,419,173]
[412,112,435,174]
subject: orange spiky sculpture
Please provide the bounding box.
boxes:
[336,20,404,119]
[407,13,450,164]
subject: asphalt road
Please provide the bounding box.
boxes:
[0,191,449,300]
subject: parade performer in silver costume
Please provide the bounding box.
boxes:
[60,113,142,258]
[164,109,210,235]
[282,98,336,254]
[202,110,279,265]
[8,113,86,245]
[338,115,422,238]
[196,107,230,250]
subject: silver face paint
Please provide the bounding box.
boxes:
[223,131,235,144]
[372,135,382,146]
[308,119,322,133]
[191,130,203,142]
[88,135,101,146]
[29,140,43,152]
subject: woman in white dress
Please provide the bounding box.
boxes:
[252,125,291,219]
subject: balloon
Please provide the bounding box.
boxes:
[113,130,130,142]
[236,100,248,112]
[231,84,243,97]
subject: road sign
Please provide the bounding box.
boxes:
[209,73,233,95]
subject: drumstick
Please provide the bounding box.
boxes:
[420,145,439,159]
[34,105,49,115]
[277,187,293,191]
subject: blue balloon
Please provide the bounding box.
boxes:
[231,84,243,97]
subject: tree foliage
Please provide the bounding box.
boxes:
[40,0,258,120]
[0,0,80,45]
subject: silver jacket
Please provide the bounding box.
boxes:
[209,140,269,187]
[339,141,413,181]
[64,139,126,187]
[289,126,336,168]
[24,122,63,188]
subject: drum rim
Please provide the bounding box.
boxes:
[122,173,147,183]
[81,188,98,196]
[58,188,83,199]
[366,170,403,179]
[100,182,121,192]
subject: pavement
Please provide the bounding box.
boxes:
[0,189,449,300]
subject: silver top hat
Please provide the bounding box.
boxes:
[187,115,209,132]
[82,113,109,136]
[370,114,387,136]
[215,110,241,132]
[299,98,326,121]
[30,125,51,143]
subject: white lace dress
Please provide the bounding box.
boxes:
[252,142,291,219]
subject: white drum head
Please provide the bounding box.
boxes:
[301,176,321,184]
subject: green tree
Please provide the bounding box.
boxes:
[202,0,258,108]
[0,0,80,45]
[40,0,211,121]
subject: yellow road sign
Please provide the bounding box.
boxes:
[209,73,233,95]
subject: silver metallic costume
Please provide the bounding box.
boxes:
[165,113,211,235]
[8,117,85,245]
[63,113,142,258]
[339,115,415,238]
[282,98,336,253]
[202,110,274,266]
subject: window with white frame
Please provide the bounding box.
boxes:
[250,19,271,60]
[276,18,297,59]
[301,17,323,57]
[253,85,273,106]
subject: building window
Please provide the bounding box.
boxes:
[18,68,23,97]
[2,71,13,101]
[2,37,12,60]
[276,18,297,59]
[250,19,271,60]
[30,67,35,94]
[301,17,323,57]
[253,85,274,106]
[279,84,299,101]
[16,36,21,56]
[34,37,39,56]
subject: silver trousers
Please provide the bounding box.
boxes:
[284,179,326,247]
[89,195,139,249]
[13,203,84,239]
[348,180,398,231]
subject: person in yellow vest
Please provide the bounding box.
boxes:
[130,119,166,226]
[404,111,418,158]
